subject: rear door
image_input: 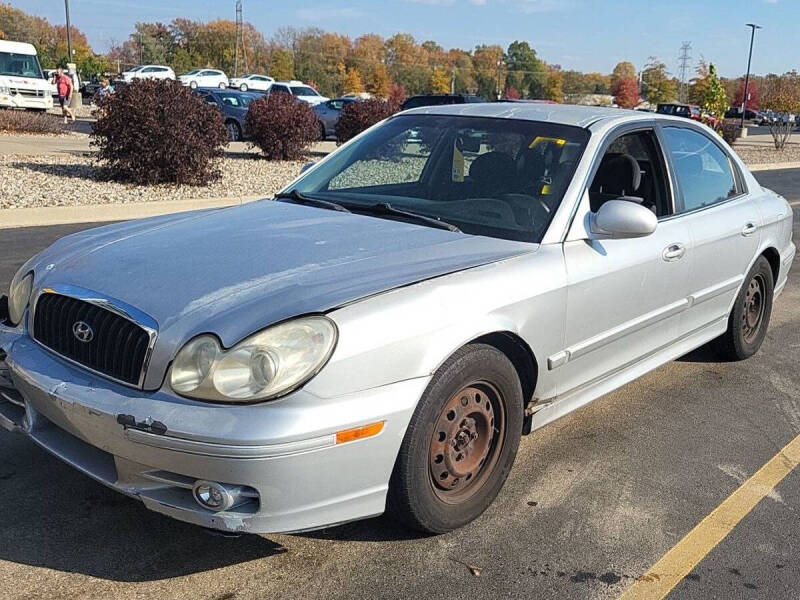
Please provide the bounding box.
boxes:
[660,125,761,335]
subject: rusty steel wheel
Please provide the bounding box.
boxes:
[712,255,774,361]
[428,383,505,503]
[387,344,523,533]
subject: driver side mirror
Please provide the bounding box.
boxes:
[590,198,657,240]
[300,161,317,174]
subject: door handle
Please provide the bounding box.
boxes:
[662,243,686,262]
[741,222,758,236]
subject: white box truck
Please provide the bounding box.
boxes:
[0,40,54,111]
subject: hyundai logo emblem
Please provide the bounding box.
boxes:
[72,321,94,343]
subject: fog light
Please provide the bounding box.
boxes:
[192,480,237,511]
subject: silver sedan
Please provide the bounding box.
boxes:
[0,104,795,535]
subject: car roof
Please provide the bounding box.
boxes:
[401,102,657,128]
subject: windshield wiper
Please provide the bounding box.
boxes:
[356,202,461,233]
[275,189,351,213]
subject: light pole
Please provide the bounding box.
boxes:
[64,0,73,64]
[741,23,761,129]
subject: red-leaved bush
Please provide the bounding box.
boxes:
[0,110,65,135]
[245,93,319,160]
[335,98,397,145]
[91,79,227,185]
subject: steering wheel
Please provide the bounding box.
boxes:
[499,193,552,230]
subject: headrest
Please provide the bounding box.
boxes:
[592,153,642,197]
[470,151,516,183]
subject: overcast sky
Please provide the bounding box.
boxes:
[19,0,798,77]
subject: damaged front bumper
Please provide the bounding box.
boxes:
[0,307,427,534]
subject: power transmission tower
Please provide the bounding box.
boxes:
[677,41,692,103]
[234,0,248,77]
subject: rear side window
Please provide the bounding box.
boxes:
[662,127,739,213]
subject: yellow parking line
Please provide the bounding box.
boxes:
[618,434,800,600]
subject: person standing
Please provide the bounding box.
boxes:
[55,67,75,124]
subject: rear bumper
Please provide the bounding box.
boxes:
[0,321,426,534]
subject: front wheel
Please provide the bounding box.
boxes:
[713,255,774,360]
[239,83,248,91]
[225,120,242,142]
[387,344,523,533]
[189,80,198,89]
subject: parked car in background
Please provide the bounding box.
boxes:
[193,87,260,141]
[401,94,486,111]
[229,73,274,92]
[269,80,328,105]
[657,102,721,130]
[179,69,229,89]
[313,96,358,139]
[120,65,175,83]
[724,107,759,121]
[0,41,54,111]
[3,104,793,536]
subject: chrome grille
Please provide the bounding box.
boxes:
[11,88,45,97]
[32,292,152,386]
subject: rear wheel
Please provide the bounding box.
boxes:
[219,82,227,89]
[713,255,774,360]
[387,344,523,533]
[318,121,327,141]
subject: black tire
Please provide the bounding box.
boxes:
[387,344,523,533]
[225,120,242,142]
[240,83,248,92]
[189,80,197,89]
[219,82,227,89]
[713,255,774,360]
[318,121,327,141]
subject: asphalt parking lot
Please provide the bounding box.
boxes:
[0,169,798,600]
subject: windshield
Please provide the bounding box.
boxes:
[0,51,44,78]
[183,69,201,75]
[291,86,319,96]
[216,92,258,107]
[290,114,589,243]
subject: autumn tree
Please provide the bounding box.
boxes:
[641,57,676,105]
[473,44,505,99]
[614,77,640,108]
[430,68,451,94]
[343,67,365,94]
[504,86,521,100]
[688,60,710,106]
[368,62,391,97]
[761,72,800,149]
[701,63,729,119]
[611,61,637,95]
[269,49,294,80]
[545,69,564,103]
[734,78,760,111]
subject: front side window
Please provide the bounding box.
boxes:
[290,114,589,242]
[662,127,739,213]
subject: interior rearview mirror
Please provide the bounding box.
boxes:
[590,198,657,240]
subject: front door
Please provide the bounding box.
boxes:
[556,128,694,396]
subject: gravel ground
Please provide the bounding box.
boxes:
[732,144,800,165]
[0,154,305,209]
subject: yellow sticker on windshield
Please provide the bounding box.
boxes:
[452,143,465,183]
[529,136,567,149]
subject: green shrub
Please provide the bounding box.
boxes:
[91,79,227,185]
[245,93,319,160]
[0,110,65,135]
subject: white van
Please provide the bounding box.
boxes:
[0,40,54,111]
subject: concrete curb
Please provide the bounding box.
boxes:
[748,162,800,172]
[0,195,264,229]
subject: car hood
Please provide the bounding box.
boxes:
[31,200,535,389]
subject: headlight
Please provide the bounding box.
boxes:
[170,316,337,402]
[0,85,9,95]
[7,271,33,326]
